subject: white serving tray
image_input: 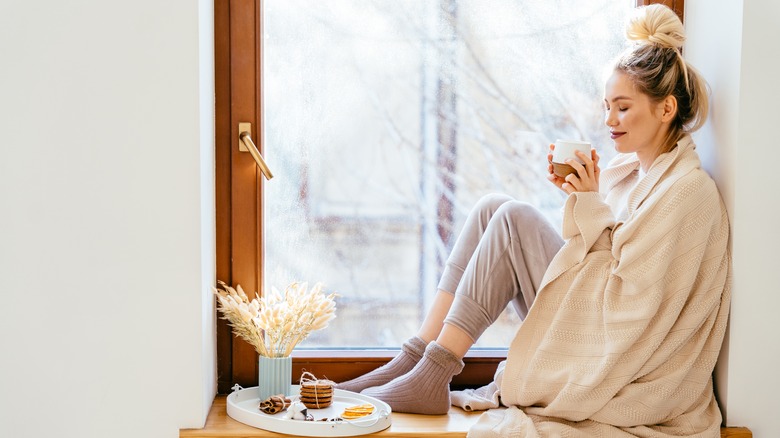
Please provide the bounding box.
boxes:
[226,385,392,437]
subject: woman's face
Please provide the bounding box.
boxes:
[603,71,669,163]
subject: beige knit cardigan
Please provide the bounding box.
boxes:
[461,135,731,437]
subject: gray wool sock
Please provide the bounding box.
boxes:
[335,336,427,393]
[360,341,464,415]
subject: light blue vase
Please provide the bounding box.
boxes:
[258,355,292,400]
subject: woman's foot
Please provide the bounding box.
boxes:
[335,336,427,393]
[361,341,464,415]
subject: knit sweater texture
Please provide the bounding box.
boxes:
[461,135,731,437]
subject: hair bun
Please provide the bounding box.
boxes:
[626,4,685,50]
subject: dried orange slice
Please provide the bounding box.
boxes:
[340,403,374,419]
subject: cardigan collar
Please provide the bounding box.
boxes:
[601,134,699,215]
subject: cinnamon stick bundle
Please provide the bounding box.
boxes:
[259,394,292,414]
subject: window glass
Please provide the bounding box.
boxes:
[264,0,633,348]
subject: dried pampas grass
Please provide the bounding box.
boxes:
[214,280,337,357]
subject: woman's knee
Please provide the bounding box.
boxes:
[493,200,541,225]
[473,193,515,217]
[492,201,562,249]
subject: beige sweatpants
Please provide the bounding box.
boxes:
[438,194,564,342]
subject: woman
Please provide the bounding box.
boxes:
[338,5,730,436]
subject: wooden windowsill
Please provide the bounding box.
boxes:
[181,396,752,438]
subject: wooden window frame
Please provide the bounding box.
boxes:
[214,0,681,394]
[636,0,684,22]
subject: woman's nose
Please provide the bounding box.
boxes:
[605,110,617,127]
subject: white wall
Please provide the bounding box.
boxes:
[686,0,780,436]
[0,1,216,437]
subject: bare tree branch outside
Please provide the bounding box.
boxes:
[263,0,633,349]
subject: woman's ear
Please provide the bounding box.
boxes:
[660,95,678,123]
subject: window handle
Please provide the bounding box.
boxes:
[238,122,274,180]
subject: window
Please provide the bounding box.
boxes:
[216,0,681,392]
[263,0,631,349]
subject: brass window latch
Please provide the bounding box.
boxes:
[238,122,273,180]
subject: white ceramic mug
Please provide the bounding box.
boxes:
[552,139,591,177]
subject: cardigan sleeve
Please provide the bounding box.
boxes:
[560,191,616,261]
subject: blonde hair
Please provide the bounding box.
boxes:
[615,4,709,152]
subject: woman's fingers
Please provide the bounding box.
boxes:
[575,150,595,177]
[547,171,565,188]
[567,158,586,178]
[547,145,600,194]
[564,173,581,192]
[546,143,569,192]
[565,150,599,192]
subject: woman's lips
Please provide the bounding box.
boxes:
[611,131,625,140]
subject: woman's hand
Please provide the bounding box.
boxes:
[546,145,600,195]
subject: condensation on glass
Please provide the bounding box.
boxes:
[263,0,634,348]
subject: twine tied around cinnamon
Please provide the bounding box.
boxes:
[259,394,292,414]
